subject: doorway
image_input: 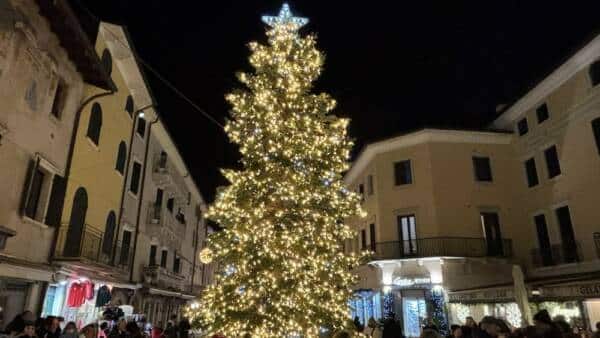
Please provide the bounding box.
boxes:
[402,290,427,338]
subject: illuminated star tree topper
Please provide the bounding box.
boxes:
[261,3,308,30]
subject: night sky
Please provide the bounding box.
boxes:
[76,0,600,202]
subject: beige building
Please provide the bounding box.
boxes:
[345,32,600,333]
[0,0,111,327]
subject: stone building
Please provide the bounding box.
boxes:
[0,0,112,327]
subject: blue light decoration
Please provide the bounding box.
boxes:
[355,297,365,325]
[383,291,394,319]
[373,292,382,320]
[262,3,309,30]
[427,287,449,335]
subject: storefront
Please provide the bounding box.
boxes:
[447,287,522,328]
[41,276,139,328]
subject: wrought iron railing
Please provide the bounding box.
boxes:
[54,224,133,269]
[372,237,513,260]
[531,241,582,268]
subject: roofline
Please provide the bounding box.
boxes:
[344,128,513,185]
[491,33,600,129]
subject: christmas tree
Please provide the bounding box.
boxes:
[191,4,365,337]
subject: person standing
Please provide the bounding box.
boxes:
[17,321,37,338]
[59,322,78,338]
[177,318,190,338]
[108,320,127,338]
[593,322,600,338]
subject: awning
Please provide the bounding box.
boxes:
[146,287,197,300]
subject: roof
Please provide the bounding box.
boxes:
[491,33,600,129]
[35,0,114,90]
[344,127,513,184]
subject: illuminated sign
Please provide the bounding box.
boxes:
[393,277,431,287]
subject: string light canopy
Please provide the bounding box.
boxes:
[261,3,308,30]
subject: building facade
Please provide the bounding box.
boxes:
[0,0,111,328]
[489,32,600,329]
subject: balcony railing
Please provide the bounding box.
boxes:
[143,265,186,291]
[372,237,513,260]
[146,202,162,225]
[530,242,582,268]
[54,224,132,270]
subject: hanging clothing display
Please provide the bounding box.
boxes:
[83,281,95,300]
[67,283,85,307]
[96,285,112,307]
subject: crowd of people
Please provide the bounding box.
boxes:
[340,310,600,338]
[1,312,192,338]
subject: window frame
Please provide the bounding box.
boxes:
[592,117,600,154]
[394,160,413,186]
[115,141,127,175]
[129,161,142,195]
[524,157,539,188]
[544,145,562,179]
[536,103,549,124]
[517,118,529,136]
[136,116,147,139]
[472,156,493,182]
[86,103,103,146]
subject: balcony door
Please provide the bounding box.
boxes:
[64,188,88,257]
[119,230,132,265]
[397,215,417,256]
[481,212,503,256]
[534,214,553,266]
[555,206,578,263]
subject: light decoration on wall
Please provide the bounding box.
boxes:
[186,2,366,337]
[198,247,213,264]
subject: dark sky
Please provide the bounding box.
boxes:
[77,0,600,202]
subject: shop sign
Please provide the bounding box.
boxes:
[448,288,514,303]
[393,277,431,287]
[541,281,600,299]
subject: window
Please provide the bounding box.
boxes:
[158,151,167,169]
[50,80,67,118]
[524,158,539,187]
[367,175,374,195]
[472,156,493,182]
[544,145,561,178]
[394,160,412,185]
[534,214,553,266]
[536,103,549,123]
[87,103,102,145]
[592,117,600,154]
[173,255,180,274]
[517,118,529,136]
[101,49,112,75]
[115,141,127,174]
[160,249,168,268]
[102,211,116,255]
[167,198,174,213]
[369,223,376,251]
[361,229,367,250]
[149,245,157,266]
[358,184,364,201]
[24,168,45,219]
[119,230,132,265]
[136,116,146,138]
[589,60,600,87]
[130,161,142,194]
[481,212,503,256]
[125,95,134,118]
[555,206,578,263]
[397,215,417,255]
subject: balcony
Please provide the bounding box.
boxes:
[53,224,132,271]
[151,154,187,198]
[372,237,513,260]
[143,265,186,292]
[530,242,582,268]
[145,203,184,251]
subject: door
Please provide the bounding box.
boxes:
[481,212,503,256]
[402,292,426,338]
[534,214,553,266]
[398,215,417,256]
[555,206,578,263]
[64,188,88,257]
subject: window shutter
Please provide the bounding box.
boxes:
[19,158,39,216]
[45,175,67,227]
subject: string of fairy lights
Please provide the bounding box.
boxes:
[187,3,368,337]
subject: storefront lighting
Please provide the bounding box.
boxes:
[432,284,444,292]
[382,285,392,294]
[59,280,68,286]
[417,259,423,266]
[531,289,541,296]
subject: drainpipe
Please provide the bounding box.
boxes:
[49,90,115,261]
[112,104,155,265]
[129,114,160,282]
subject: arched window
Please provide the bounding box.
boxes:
[87,103,102,145]
[590,60,600,87]
[102,211,116,255]
[101,49,112,75]
[115,141,127,174]
[125,95,134,118]
[64,187,88,257]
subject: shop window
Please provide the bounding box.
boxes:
[524,158,539,187]
[87,103,102,146]
[544,145,561,178]
[394,160,412,185]
[115,141,127,175]
[517,118,529,136]
[473,156,493,182]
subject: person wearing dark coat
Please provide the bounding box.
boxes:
[177,318,190,338]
